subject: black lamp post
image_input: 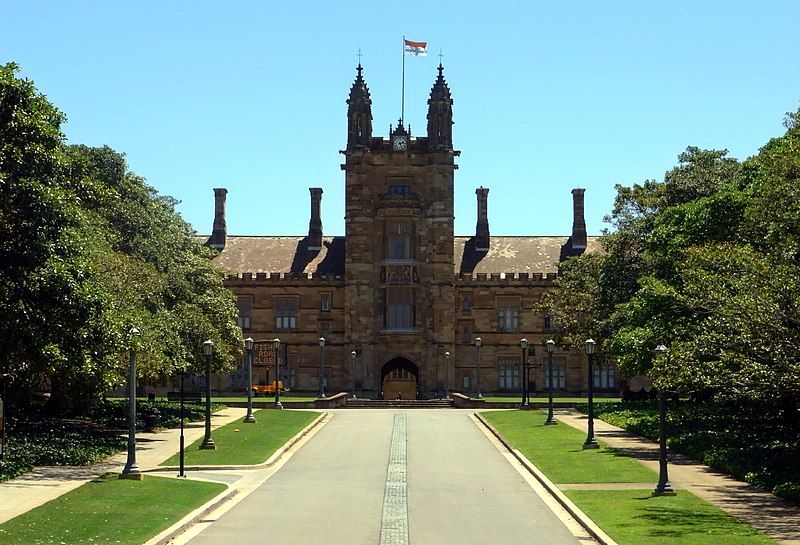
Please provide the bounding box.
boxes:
[444,351,451,400]
[583,338,598,449]
[652,344,677,496]
[474,337,483,399]
[351,350,357,398]
[121,327,143,480]
[0,373,9,462]
[273,338,283,409]
[200,340,216,450]
[178,365,187,477]
[519,338,529,409]
[545,339,556,425]
[318,337,326,398]
[244,338,256,423]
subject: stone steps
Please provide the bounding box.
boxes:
[344,399,455,409]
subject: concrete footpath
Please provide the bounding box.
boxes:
[0,407,247,524]
[554,408,800,545]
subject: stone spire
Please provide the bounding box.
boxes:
[426,63,454,151]
[347,64,373,150]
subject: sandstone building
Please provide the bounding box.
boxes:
[204,64,616,399]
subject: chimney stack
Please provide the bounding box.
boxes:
[206,187,228,249]
[308,187,323,250]
[475,187,490,251]
[571,188,587,250]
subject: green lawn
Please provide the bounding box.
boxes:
[481,396,620,404]
[161,409,318,466]
[0,473,225,545]
[565,489,775,545]
[482,410,655,483]
[211,395,320,403]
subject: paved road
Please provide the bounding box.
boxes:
[187,410,580,545]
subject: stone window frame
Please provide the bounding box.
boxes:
[384,286,415,330]
[496,297,521,333]
[593,364,616,390]
[274,297,298,331]
[386,220,415,261]
[236,296,253,331]
[544,356,567,390]
[460,295,471,312]
[320,292,332,312]
[497,358,521,390]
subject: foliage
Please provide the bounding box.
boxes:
[0,417,126,483]
[543,106,800,419]
[0,473,226,544]
[0,63,242,414]
[87,398,227,430]
[582,401,800,503]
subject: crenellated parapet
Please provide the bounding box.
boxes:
[454,271,558,285]
[226,271,346,286]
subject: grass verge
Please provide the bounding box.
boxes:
[565,489,775,545]
[482,410,655,483]
[0,473,225,545]
[160,409,318,466]
[577,400,800,502]
[481,396,620,404]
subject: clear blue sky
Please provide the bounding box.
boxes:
[3,2,798,237]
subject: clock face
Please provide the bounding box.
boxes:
[393,136,408,151]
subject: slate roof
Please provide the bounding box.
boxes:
[204,235,602,276]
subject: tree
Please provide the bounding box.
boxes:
[1,65,241,414]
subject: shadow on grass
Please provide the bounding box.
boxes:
[631,503,759,537]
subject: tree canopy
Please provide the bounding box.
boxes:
[541,107,800,417]
[0,63,241,413]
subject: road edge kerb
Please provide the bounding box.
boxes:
[474,412,620,545]
[143,411,328,472]
[144,486,238,545]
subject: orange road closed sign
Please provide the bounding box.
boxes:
[252,343,277,367]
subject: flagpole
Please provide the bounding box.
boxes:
[401,35,405,125]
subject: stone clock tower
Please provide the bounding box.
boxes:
[342,63,457,396]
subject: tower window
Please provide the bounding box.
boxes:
[461,296,470,312]
[385,288,414,330]
[389,185,412,197]
[387,222,414,260]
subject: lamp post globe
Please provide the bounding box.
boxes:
[519,338,529,408]
[444,351,451,400]
[318,337,326,399]
[243,338,256,423]
[200,340,216,450]
[652,344,677,496]
[474,337,482,399]
[273,338,283,409]
[121,326,143,480]
[583,338,598,449]
[545,339,556,425]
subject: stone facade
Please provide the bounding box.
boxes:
[204,64,619,399]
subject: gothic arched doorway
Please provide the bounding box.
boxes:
[381,357,419,400]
